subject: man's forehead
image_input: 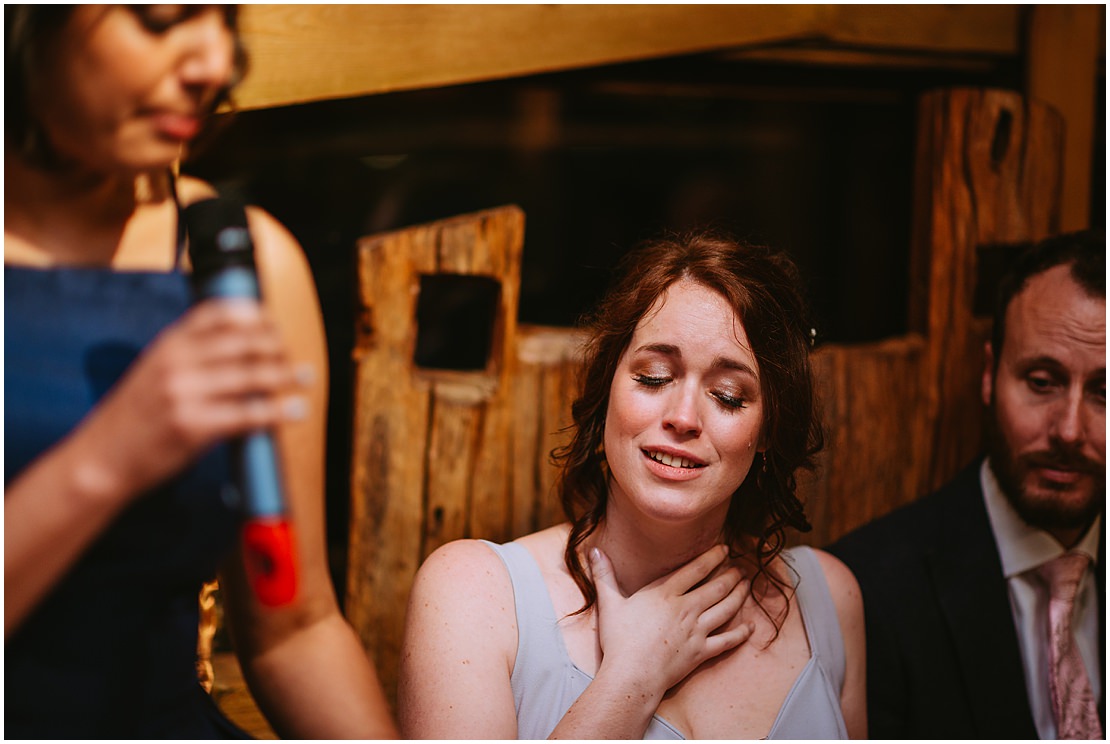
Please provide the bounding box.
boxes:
[1005,266,1105,364]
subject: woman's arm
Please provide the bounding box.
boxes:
[217,207,395,739]
[398,539,522,738]
[398,540,752,739]
[812,548,868,739]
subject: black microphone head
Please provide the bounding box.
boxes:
[184,197,256,288]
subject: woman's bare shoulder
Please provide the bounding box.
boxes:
[413,538,514,597]
[174,174,219,205]
[806,548,860,597]
[414,525,571,607]
[805,547,864,633]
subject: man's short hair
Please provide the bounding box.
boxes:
[991,230,1105,363]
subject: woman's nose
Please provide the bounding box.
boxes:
[662,385,702,437]
[178,9,235,92]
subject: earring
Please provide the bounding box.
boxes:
[756,452,768,491]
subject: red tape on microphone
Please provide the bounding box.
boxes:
[242,518,298,607]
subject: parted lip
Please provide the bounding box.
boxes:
[641,446,707,469]
[149,109,203,140]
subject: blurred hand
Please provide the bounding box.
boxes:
[79,297,310,501]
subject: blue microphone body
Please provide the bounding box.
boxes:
[192,264,285,519]
[185,198,297,605]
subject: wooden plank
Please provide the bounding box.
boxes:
[513,325,586,536]
[797,335,928,547]
[347,205,525,706]
[235,5,1021,110]
[347,225,438,704]
[422,394,481,557]
[909,88,1063,494]
[1026,5,1102,231]
[511,347,545,537]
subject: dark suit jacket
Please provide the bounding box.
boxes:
[828,458,1105,739]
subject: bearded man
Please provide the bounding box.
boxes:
[830,231,1104,739]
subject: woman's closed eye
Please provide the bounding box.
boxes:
[132,5,197,34]
[712,391,748,410]
[632,373,671,388]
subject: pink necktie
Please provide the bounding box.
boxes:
[1038,552,1103,740]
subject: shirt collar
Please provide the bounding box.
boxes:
[981,459,1102,579]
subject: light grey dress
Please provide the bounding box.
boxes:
[482,541,848,740]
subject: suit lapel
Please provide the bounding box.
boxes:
[925,467,1037,737]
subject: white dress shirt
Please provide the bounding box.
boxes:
[981,460,1102,739]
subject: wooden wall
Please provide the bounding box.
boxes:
[235,5,1022,110]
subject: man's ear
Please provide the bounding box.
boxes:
[981,341,995,407]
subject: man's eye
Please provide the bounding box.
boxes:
[1027,374,1057,392]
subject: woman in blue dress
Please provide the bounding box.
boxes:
[5,6,395,738]
[398,232,867,738]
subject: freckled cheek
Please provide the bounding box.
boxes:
[607,384,660,433]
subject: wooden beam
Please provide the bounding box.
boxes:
[910,89,1063,493]
[235,5,1021,110]
[1026,5,1103,231]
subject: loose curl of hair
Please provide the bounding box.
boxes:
[552,230,824,635]
[5,4,248,170]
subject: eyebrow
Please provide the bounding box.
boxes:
[634,343,759,378]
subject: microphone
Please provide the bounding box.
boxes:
[185,197,298,607]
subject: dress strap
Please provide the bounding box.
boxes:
[787,546,846,691]
[170,171,188,269]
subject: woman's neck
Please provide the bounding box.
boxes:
[5,151,171,266]
[588,498,732,597]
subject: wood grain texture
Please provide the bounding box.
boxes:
[347,206,525,704]
[235,5,1021,110]
[796,335,928,548]
[910,88,1063,493]
[1025,5,1102,231]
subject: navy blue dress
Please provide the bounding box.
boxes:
[5,198,251,737]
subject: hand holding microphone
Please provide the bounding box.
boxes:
[185,197,299,607]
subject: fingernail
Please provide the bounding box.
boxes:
[283,395,308,420]
[295,363,315,386]
[589,547,600,563]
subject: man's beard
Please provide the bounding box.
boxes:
[985,406,1105,533]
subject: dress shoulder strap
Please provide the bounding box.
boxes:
[170,171,188,269]
[479,540,570,683]
[786,546,846,692]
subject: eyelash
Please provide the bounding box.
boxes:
[631,374,747,410]
[632,373,669,388]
